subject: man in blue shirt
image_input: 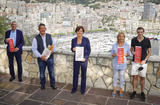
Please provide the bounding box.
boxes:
[32,23,56,90]
[4,21,24,82]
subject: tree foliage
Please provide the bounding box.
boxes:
[0,16,10,44]
[151,0,160,4]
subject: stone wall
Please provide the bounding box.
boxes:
[0,45,160,96]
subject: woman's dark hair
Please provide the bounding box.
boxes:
[137,27,145,32]
[75,26,85,33]
[38,23,46,29]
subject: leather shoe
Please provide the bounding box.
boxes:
[71,90,77,94]
[81,91,85,95]
[9,77,15,82]
[41,85,45,90]
[18,78,22,82]
[50,85,57,89]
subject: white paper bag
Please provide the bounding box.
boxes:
[42,48,51,60]
[75,47,84,61]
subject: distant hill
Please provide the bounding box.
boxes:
[21,0,160,4]
[22,0,111,4]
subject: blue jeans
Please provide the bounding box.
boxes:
[37,58,55,86]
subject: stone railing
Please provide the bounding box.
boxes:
[0,45,160,96]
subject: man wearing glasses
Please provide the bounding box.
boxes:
[4,21,24,82]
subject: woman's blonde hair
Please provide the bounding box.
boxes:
[117,32,125,43]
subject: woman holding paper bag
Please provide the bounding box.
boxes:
[111,32,130,97]
[71,26,91,94]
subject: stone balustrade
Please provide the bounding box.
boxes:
[0,45,160,96]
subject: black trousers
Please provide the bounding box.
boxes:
[7,51,22,79]
[72,60,88,93]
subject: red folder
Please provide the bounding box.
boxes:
[118,47,124,64]
[134,46,141,64]
[8,39,15,52]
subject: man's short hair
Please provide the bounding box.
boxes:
[137,27,145,32]
[11,21,16,25]
[38,23,46,29]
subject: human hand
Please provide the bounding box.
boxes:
[14,47,19,52]
[141,60,146,65]
[6,38,12,43]
[82,58,86,62]
[73,47,76,51]
[112,53,117,57]
[41,56,46,61]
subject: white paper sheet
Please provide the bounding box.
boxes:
[75,47,84,61]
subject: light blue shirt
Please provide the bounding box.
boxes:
[111,42,130,70]
[32,34,56,58]
[10,30,16,47]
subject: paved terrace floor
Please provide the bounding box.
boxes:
[0,73,159,105]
